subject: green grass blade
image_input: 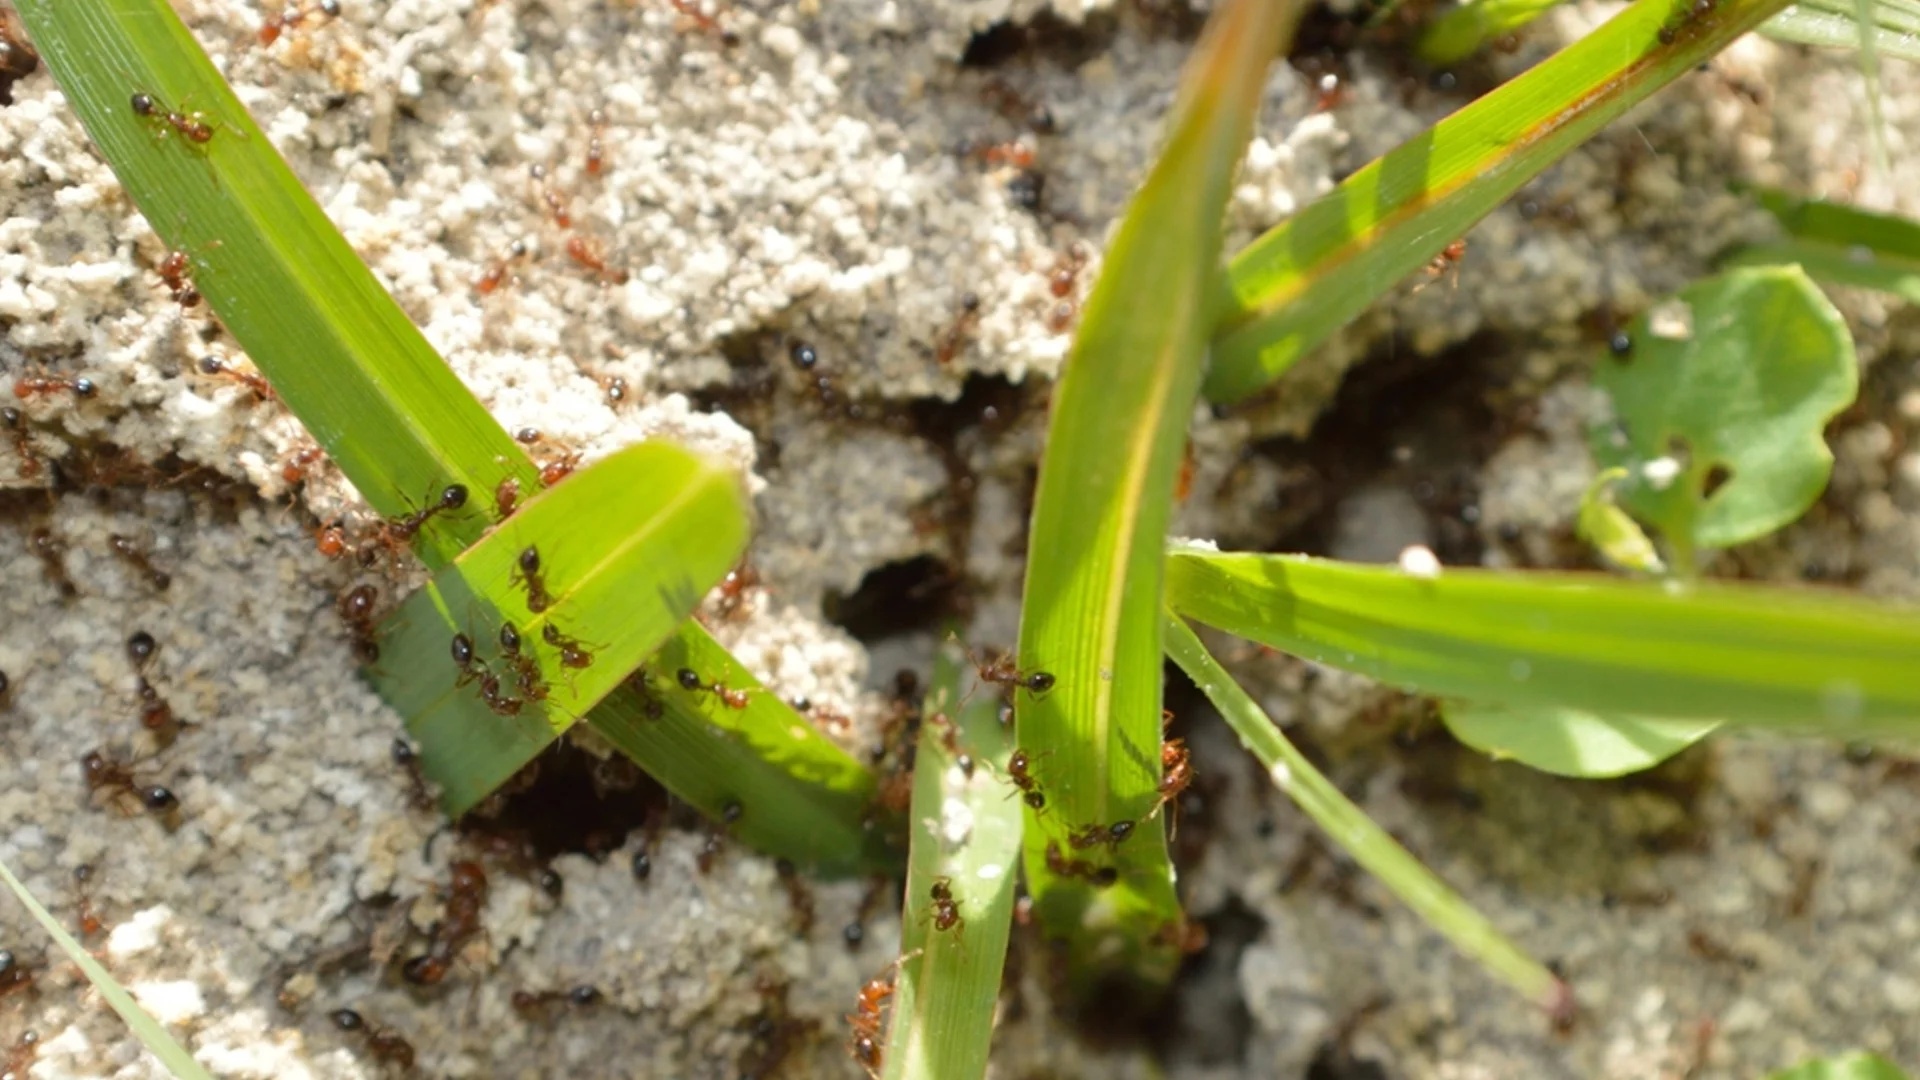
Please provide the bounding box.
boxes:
[1763,0,1920,59]
[1163,616,1571,1016]
[1726,240,1920,303]
[1016,0,1302,997]
[0,857,214,1080]
[1418,0,1569,65]
[1766,1052,1914,1080]
[18,0,887,870]
[1165,548,1920,738]
[1731,190,1920,302]
[368,442,749,811]
[13,0,536,564]
[1206,0,1793,404]
[883,645,1021,1080]
[1753,186,1920,256]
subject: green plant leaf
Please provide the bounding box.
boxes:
[1016,0,1303,998]
[1753,187,1920,257]
[1766,1052,1914,1080]
[1164,616,1571,1016]
[1418,0,1568,65]
[0,857,214,1080]
[1439,701,1720,777]
[883,644,1021,1080]
[1729,189,1920,302]
[1590,265,1857,573]
[1164,548,1920,740]
[1725,241,1920,305]
[1764,0,1920,60]
[1576,467,1666,574]
[1206,0,1793,404]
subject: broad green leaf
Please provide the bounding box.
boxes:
[1165,617,1571,1016]
[1017,0,1302,996]
[1590,266,1856,573]
[884,645,1021,1080]
[0,857,214,1080]
[1419,0,1567,65]
[1765,0,1920,60]
[1576,468,1666,574]
[1767,1053,1914,1080]
[1165,548,1920,739]
[1439,701,1720,777]
[1206,0,1794,404]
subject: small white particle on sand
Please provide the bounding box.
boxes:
[129,980,207,1025]
[107,906,170,957]
[1397,544,1441,579]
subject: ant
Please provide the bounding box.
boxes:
[28,527,77,599]
[128,631,190,749]
[926,876,964,935]
[196,357,274,401]
[130,91,218,145]
[926,711,973,777]
[0,669,10,710]
[965,137,1036,170]
[328,1008,415,1072]
[493,476,522,521]
[337,583,381,663]
[585,109,607,177]
[0,948,34,1001]
[845,951,918,1079]
[377,483,469,549]
[392,738,435,810]
[979,77,1055,133]
[599,373,629,406]
[933,293,981,366]
[1067,819,1135,851]
[71,863,104,937]
[1044,841,1118,887]
[1003,748,1047,811]
[2,1030,38,1079]
[512,546,552,613]
[1149,737,1192,837]
[155,250,202,307]
[510,984,601,1018]
[538,448,582,488]
[675,667,751,709]
[565,233,630,284]
[1412,239,1467,294]
[2,406,40,479]
[12,374,97,401]
[475,239,528,295]
[668,0,738,43]
[498,622,548,702]
[528,164,572,229]
[108,534,171,591]
[961,641,1055,699]
[713,561,758,620]
[1313,71,1346,113]
[697,800,744,874]
[541,622,595,671]
[81,749,180,823]
[402,859,488,987]
[257,0,341,47]
[280,445,325,486]
[1042,244,1087,333]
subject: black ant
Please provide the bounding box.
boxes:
[28,527,77,599]
[512,545,551,613]
[328,1008,415,1071]
[81,749,180,824]
[108,534,172,590]
[1044,841,1118,887]
[1067,820,1135,851]
[510,984,602,1018]
[337,583,381,663]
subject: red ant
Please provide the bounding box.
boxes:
[713,561,758,620]
[2,1031,38,1079]
[967,138,1035,170]
[499,622,549,702]
[328,1008,415,1071]
[28,527,77,599]
[585,109,607,177]
[0,948,35,1001]
[402,859,488,986]
[13,374,97,401]
[668,0,738,43]
[257,0,341,47]
[197,356,274,401]
[280,445,325,486]
[1313,71,1346,112]
[528,164,572,229]
[1412,239,1467,294]
[493,476,522,521]
[82,749,181,824]
[510,984,602,1018]
[676,667,751,709]
[127,631,190,748]
[2,406,40,479]
[542,622,595,671]
[130,91,219,145]
[362,483,469,566]
[538,448,582,488]
[566,234,629,285]
[475,239,528,295]
[71,863,104,937]
[391,738,435,811]
[934,293,981,366]
[513,545,552,613]
[1067,819,1135,851]
[109,534,172,591]
[844,951,918,1079]
[155,250,202,307]
[926,876,964,935]
[1044,841,1118,887]
[961,642,1054,699]
[1003,748,1047,811]
[1149,737,1192,837]
[337,583,381,662]
[926,711,973,777]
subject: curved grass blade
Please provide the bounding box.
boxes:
[1418,0,1568,65]
[1016,0,1303,998]
[882,644,1020,1080]
[1205,0,1794,404]
[1730,190,1920,302]
[1763,0,1920,59]
[0,857,214,1080]
[1163,616,1572,1017]
[1165,548,1920,738]
[14,0,537,564]
[19,0,888,872]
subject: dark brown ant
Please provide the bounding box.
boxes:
[697,800,744,873]
[71,863,104,937]
[541,622,595,671]
[0,669,11,710]
[675,667,751,709]
[844,951,917,1079]
[512,546,551,613]
[108,534,172,591]
[13,374,97,401]
[1003,748,1046,811]
[130,91,217,144]
[585,109,607,177]
[565,233,630,285]
[28,527,77,599]
[1067,819,1136,851]
[391,738,435,810]
[493,476,522,521]
[926,876,964,934]
[196,357,274,401]
[401,859,487,986]
[1044,841,1118,887]
[81,749,180,824]
[2,406,39,479]
[337,583,381,663]
[934,293,981,366]
[0,948,34,1001]
[328,1008,416,1071]
[155,250,202,307]
[510,983,602,1018]
[258,0,342,47]
[498,622,548,702]
[475,240,528,295]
